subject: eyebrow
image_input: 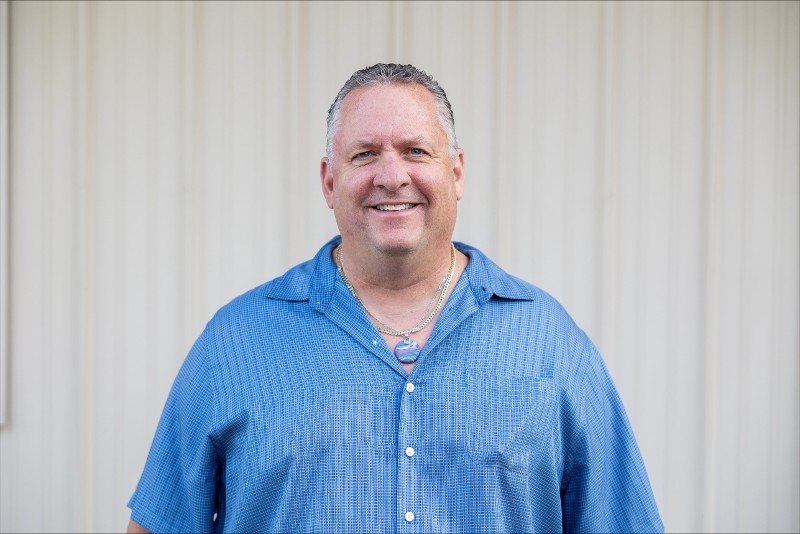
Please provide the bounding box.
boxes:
[347,135,430,151]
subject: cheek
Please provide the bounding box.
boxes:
[342,170,374,196]
[331,177,373,214]
[418,176,457,203]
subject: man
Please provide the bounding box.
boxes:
[128,63,663,533]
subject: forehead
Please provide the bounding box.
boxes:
[336,83,445,143]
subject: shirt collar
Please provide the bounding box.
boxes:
[454,241,539,304]
[261,236,538,307]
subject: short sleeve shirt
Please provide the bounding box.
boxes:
[128,236,664,533]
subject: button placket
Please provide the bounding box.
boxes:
[398,379,418,529]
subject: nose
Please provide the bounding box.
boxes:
[372,153,409,191]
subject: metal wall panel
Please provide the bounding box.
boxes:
[1,1,797,532]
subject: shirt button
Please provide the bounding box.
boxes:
[406,382,415,393]
[405,511,415,522]
[405,446,415,457]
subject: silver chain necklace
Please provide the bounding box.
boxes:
[335,243,456,363]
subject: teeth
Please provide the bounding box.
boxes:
[375,203,415,211]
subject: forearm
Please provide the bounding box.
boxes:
[127,519,150,534]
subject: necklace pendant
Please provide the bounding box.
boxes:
[394,337,420,363]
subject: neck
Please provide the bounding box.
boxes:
[335,240,462,332]
[337,241,454,292]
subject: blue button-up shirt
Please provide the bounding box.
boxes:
[129,236,663,533]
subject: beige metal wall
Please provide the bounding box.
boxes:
[1,1,798,532]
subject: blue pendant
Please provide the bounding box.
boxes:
[394,337,421,363]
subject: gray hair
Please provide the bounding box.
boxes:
[326,63,458,164]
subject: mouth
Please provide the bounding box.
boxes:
[373,203,418,212]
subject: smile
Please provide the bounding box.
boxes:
[374,203,417,211]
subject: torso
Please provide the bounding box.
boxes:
[375,249,469,375]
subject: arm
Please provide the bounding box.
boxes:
[560,342,663,533]
[127,519,150,534]
[127,330,219,532]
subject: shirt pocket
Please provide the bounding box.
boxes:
[461,372,557,473]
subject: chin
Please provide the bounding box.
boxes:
[374,242,417,257]
[370,234,423,257]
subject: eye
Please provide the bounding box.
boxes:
[407,148,426,156]
[353,151,374,161]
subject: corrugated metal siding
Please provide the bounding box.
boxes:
[1,1,797,532]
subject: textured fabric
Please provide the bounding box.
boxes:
[129,236,663,533]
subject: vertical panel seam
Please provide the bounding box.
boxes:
[701,2,720,530]
[43,2,54,521]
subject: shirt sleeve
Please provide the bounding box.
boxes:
[560,340,664,533]
[128,328,220,533]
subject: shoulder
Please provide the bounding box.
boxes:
[201,266,307,336]
[457,241,578,326]
[456,242,597,378]
[200,237,340,349]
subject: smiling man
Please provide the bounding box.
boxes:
[127,63,663,533]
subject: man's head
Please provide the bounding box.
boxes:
[320,63,464,259]
[326,64,458,165]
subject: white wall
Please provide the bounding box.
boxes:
[1,1,797,532]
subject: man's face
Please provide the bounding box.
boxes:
[321,83,464,258]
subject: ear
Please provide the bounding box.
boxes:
[452,148,465,200]
[320,157,335,209]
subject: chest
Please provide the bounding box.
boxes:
[211,357,558,477]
